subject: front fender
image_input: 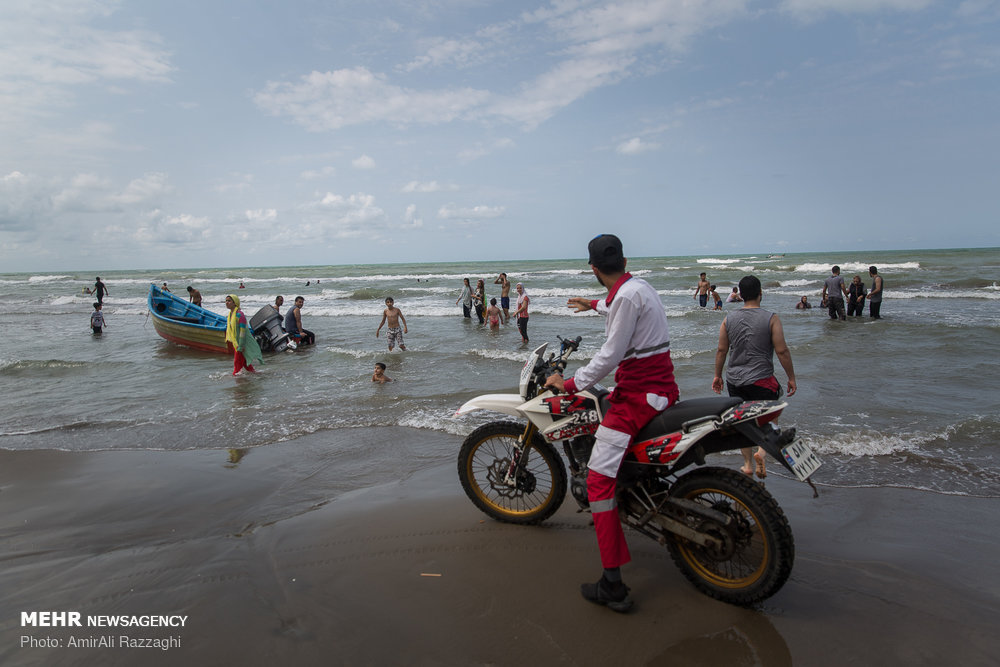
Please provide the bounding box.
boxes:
[454,394,525,418]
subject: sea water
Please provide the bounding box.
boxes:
[1,248,998,497]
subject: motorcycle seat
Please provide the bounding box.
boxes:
[635,396,742,441]
[593,390,741,439]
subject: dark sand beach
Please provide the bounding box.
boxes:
[2,427,998,666]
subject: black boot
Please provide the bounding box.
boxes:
[580,575,633,612]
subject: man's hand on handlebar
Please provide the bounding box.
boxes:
[567,297,593,313]
[544,372,565,393]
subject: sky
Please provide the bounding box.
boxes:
[1,0,998,272]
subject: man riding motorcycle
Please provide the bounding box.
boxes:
[544,234,679,612]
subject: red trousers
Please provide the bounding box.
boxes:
[588,388,677,569]
[229,343,256,375]
[588,470,631,568]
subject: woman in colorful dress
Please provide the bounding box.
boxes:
[225,294,263,375]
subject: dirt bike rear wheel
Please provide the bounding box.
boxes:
[665,467,794,606]
[458,421,567,525]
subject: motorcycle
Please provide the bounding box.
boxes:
[454,336,822,606]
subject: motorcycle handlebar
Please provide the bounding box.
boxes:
[557,335,582,352]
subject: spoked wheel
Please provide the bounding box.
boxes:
[665,467,794,606]
[457,421,567,524]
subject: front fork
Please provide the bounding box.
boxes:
[503,422,538,485]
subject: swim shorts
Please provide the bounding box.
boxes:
[500,296,510,309]
[387,326,404,347]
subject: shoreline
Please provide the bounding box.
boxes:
[2,427,999,666]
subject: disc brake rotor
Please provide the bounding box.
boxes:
[485,458,537,498]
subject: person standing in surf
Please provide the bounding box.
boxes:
[494,273,512,322]
[822,265,848,321]
[847,275,867,317]
[514,283,530,343]
[712,275,797,478]
[225,294,262,375]
[93,277,109,305]
[473,279,486,324]
[376,297,408,351]
[90,302,106,335]
[868,266,884,319]
[693,273,710,308]
[456,278,473,319]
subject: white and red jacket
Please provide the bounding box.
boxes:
[563,273,678,399]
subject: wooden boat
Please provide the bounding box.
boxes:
[147,283,228,353]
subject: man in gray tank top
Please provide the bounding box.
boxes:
[868,265,884,319]
[822,265,848,321]
[713,275,797,478]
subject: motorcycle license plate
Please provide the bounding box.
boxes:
[781,440,823,481]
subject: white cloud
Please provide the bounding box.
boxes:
[300,166,336,180]
[401,37,486,72]
[214,173,255,194]
[51,173,114,212]
[491,55,636,128]
[780,0,933,19]
[498,0,749,126]
[254,67,491,131]
[352,154,377,170]
[134,210,211,246]
[458,138,514,162]
[47,171,171,213]
[254,1,753,131]
[113,173,173,206]
[403,203,424,228]
[957,0,1000,19]
[0,0,173,127]
[245,209,278,222]
[0,170,204,260]
[437,203,505,221]
[616,137,661,155]
[300,191,388,239]
[547,0,747,57]
[0,171,51,230]
[401,180,457,193]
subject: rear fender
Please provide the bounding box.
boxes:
[454,394,526,419]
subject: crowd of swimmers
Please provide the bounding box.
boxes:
[456,273,531,343]
[694,265,885,320]
[88,263,887,373]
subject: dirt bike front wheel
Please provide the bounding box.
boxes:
[457,421,567,525]
[666,467,795,606]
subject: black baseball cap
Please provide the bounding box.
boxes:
[588,234,624,266]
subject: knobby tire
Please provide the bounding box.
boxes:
[457,421,567,525]
[665,466,794,606]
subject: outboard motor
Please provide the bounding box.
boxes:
[250,305,294,352]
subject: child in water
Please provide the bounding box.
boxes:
[372,362,392,383]
[90,302,105,334]
[710,285,723,310]
[486,298,503,330]
[376,297,408,351]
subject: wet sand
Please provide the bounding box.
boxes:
[2,427,998,666]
